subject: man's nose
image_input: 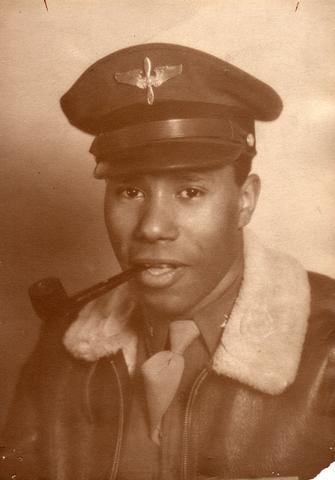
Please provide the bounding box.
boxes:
[135,196,178,242]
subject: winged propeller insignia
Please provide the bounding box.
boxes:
[114,56,183,105]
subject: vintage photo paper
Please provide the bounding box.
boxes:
[1,1,334,479]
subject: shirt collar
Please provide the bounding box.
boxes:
[141,264,243,356]
[193,270,242,355]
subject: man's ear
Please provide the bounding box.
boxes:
[237,174,261,228]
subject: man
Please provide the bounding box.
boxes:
[1,43,335,480]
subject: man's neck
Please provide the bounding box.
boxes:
[188,253,243,317]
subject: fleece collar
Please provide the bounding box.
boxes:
[211,232,310,394]
[63,231,310,395]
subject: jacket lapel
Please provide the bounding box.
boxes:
[212,231,310,394]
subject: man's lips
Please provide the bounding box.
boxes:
[130,258,187,288]
[131,258,186,268]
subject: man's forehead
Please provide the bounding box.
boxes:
[105,165,235,188]
[107,164,234,184]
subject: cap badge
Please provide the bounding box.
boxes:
[114,56,182,105]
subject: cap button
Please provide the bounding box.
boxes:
[246,133,255,148]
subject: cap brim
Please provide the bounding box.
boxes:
[94,141,244,178]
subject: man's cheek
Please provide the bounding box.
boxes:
[108,226,126,257]
[112,235,127,258]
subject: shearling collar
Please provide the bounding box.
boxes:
[211,232,310,394]
[63,231,310,395]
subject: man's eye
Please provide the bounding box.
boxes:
[178,188,204,199]
[120,187,144,199]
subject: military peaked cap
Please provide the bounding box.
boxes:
[60,43,283,176]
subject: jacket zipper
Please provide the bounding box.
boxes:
[109,360,125,480]
[181,368,209,480]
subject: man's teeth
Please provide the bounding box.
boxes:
[146,265,175,275]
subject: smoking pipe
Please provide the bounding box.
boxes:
[29,267,143,321]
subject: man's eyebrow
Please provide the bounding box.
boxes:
[109,174,144,183]
[175,172,208,182]
[109,172,209,183]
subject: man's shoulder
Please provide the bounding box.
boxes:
[306,271,335,364]
[308,271,335,318]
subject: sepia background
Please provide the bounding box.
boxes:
[1,2,335,475]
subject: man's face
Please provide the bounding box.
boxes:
[104,164,257,318]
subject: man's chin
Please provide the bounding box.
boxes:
[136,289,193,320]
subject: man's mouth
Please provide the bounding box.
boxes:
[145,264,176,276]
[131,259,186,288]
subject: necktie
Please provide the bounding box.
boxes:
[141,320,200,445]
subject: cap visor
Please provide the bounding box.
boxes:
[94,141,243,178]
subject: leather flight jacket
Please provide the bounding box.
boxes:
[1,269,335,480]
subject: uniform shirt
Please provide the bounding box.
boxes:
[118,272,242,480]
